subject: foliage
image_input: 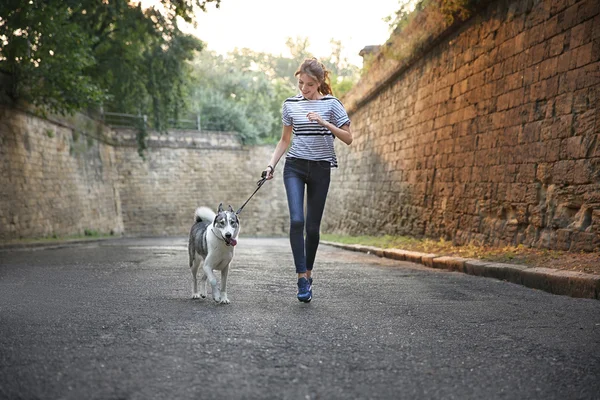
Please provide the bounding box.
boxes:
[366,0,484,76]
[435,0,473,24]
[0,0,219,154]
[1,0,360,149]
[385,0,475,34]
[322,39,360,98]
[0,0,107,115]
[187,38,360,143]
[74,0,212,131]
[189,50,284,144]
[162,0,222,25]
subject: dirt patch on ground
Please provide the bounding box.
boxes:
[322,235,600,276]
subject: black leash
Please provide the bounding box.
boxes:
[235,171,269,215]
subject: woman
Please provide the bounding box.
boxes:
[263,57,353,302]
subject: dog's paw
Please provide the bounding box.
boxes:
[212,288,221,303]
[192,293,201,299]
[219,295,230,305]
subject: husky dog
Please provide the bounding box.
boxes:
[188,203,240,304]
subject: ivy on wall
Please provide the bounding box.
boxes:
[369,0,490,69]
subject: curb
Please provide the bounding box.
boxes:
[321,241,600,300]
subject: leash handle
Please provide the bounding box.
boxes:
[261,165,274,179]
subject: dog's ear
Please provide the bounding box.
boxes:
[228,205,234,212]
[218,203,224,213]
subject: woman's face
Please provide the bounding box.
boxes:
[297,73,320,100]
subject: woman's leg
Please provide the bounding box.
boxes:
[283,162,307,274]
[305,165,331,273]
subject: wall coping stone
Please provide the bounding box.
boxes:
[342,0,495,114]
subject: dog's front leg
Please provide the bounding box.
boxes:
[191,257,202,299]
[202,257,220,302]
[219,264,230,304]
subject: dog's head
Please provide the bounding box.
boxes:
[213,203,240,246]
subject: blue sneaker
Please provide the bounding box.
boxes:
[308,277,313,298]
[297,277,312,302]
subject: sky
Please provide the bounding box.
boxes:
[181,0,406,67]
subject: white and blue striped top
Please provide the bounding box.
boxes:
[282,94,351,167]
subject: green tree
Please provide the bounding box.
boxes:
[0,0,106,114]
[322,39,360,98]
[188,49,287,144]
[0,0,220,154]
[0,0,220,156]
[186,36,360,144]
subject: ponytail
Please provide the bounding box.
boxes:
[320,69,333,96]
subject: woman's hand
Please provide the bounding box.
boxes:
[262,165,275,180]
[306,112,353,145]
[306,111,324,125]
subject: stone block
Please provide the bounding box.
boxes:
[382,248,406,261]
[556,229,573,251]
[558,4,579,32]
[519,267,557,293]
[464,259,492,276]
[401,251,434,265]
[353,245,385,258]
[573,110,596,136]
[594,14,600,40]
[569,231,598,252]
[540,57,559,80]
[420,253,438,268]
[482,262,529,284]
[571,159,593,184]
[431,256,469,272]
[545,270,600,299]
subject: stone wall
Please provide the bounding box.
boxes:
[0,110,289,241]
[323,0,600,252]
[0,107,124,240]
[112,130,289,237]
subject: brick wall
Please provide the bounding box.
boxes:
[0,107,289,241]
[0,107,124,240]
[323,0,600,252]
[112,131,289,237]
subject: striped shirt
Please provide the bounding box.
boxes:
[282,94,351,167]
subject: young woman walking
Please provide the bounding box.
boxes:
[263,57,353,302]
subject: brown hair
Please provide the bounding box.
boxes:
[294,57,333,96]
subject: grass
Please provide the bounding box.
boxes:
[321,233,521,260]
[321,233,600,275]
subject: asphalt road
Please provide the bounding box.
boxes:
[0,237,599,400]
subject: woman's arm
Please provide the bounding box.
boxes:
[264,125,292,179]
[306,112,353,145]
[325,122,353,145]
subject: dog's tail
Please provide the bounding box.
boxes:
[194,207,216,223]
